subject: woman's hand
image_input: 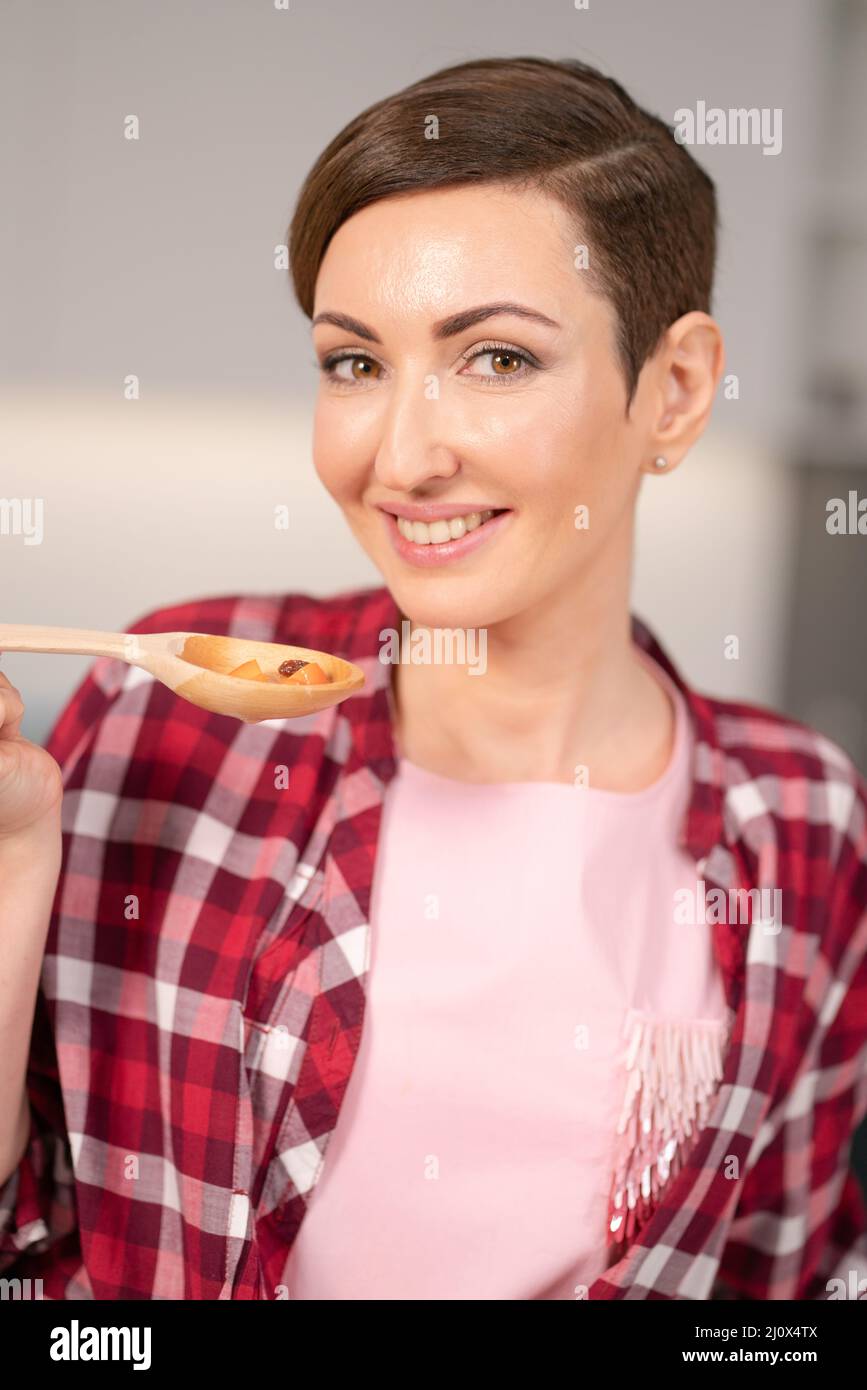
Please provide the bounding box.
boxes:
[0,665,65,1186]
[0,667,64,842]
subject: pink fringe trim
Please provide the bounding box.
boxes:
[607,1007,733,1246]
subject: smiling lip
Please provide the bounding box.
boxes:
[377,502,507,522]
[380,506,513,568]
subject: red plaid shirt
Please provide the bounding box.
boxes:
[2,585,866,1299]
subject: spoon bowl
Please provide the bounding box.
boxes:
[0,624,365,723]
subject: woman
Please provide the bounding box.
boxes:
[1,55,865,1301]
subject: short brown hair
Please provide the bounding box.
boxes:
[288,55,717,406]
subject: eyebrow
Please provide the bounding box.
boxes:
[311,301,561,344]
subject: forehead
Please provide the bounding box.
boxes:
[313,183,582,321]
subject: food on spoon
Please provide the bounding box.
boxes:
[227,659,266,680]
[280,659,328,685]
[227,657,330,685]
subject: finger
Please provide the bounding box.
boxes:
[0,684,25,741]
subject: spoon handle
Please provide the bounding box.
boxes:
[0,624,131,659]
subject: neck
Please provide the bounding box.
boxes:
[389,540,675,790]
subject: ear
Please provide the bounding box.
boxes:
[642,312,725,473]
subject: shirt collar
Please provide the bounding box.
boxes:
[629,614,728,866]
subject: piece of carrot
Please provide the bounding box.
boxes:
[228,659,266,680]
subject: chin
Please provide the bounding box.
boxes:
[383,571,515,633]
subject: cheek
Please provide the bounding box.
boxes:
[312,399,369,503]
[493,389,605,515]
[508,389,633,544]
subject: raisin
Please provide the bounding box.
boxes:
[277,658,308,678]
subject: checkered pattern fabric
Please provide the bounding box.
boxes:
[1,585,865,1299]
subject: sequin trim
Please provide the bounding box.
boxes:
[607,1007,733,1245]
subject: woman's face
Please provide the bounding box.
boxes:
[311,183,654,631]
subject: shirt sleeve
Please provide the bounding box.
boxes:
[0,992,77,1267]
[0,612,161,1272]
[715,774,867,1300]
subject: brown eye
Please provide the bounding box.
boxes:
[461,345,536,383]
[320,352,383,384]
[351,357,380,380]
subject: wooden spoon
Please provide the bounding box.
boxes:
[0,624,365,723]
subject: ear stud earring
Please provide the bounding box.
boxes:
[652,456,668,470]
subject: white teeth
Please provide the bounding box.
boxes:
[396,508,498,545]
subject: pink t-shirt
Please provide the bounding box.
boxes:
[284,652,729,1300]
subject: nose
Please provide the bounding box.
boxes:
[373,368,460,493]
